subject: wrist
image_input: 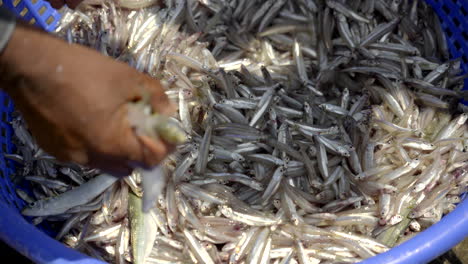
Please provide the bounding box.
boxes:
[0,21,56,91]
[0,22,26,89]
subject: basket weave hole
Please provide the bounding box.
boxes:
[462,55,468,67]
[38,5,46,15]
[462,31,468,41]
[46,15,54,25]
[12,0,20,7]
[20,7,28,17]
[442,4,451,15]
[454,40,462,51]
[453,17,460,27]
[461,6,468,16]
[446,29,453,37]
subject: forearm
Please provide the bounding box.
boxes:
[0,16,78,103]
[0,19,49,79]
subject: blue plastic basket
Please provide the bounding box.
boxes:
[0,0,467,263]
[0,0,61,32]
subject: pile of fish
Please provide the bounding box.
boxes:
[8,0,468,263]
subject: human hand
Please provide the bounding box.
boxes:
[46,0,83,9]
[0,23,175,176]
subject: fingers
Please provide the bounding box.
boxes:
[65,0,84,9]
[88,155,133,177]
[119,108,173,168]
[87,124,171,176]
[137,134,175,164]
[131,73,176,116]
[46,0,83,9]
[120,73,176,169]
[47,0,65,9]
[145,76,176,116]
[150,87,177,116]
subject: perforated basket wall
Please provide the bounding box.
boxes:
[0,1,466,264]
[0,0,60,212]
[0,92,19,210]
[0,0,61,32]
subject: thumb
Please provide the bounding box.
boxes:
[141,74,176,116]
[120,106,173,168]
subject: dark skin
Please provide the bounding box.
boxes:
[48,0,83,9]
[0,1,175,176]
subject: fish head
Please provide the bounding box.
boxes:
[409,220,421,231]
[412,183,425,193]
[318,104,327,111]
[21,200,47,216]
[409,158,420,168]
[388,215,403,225]
[337,148,351,157]
[457,113,468,125]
